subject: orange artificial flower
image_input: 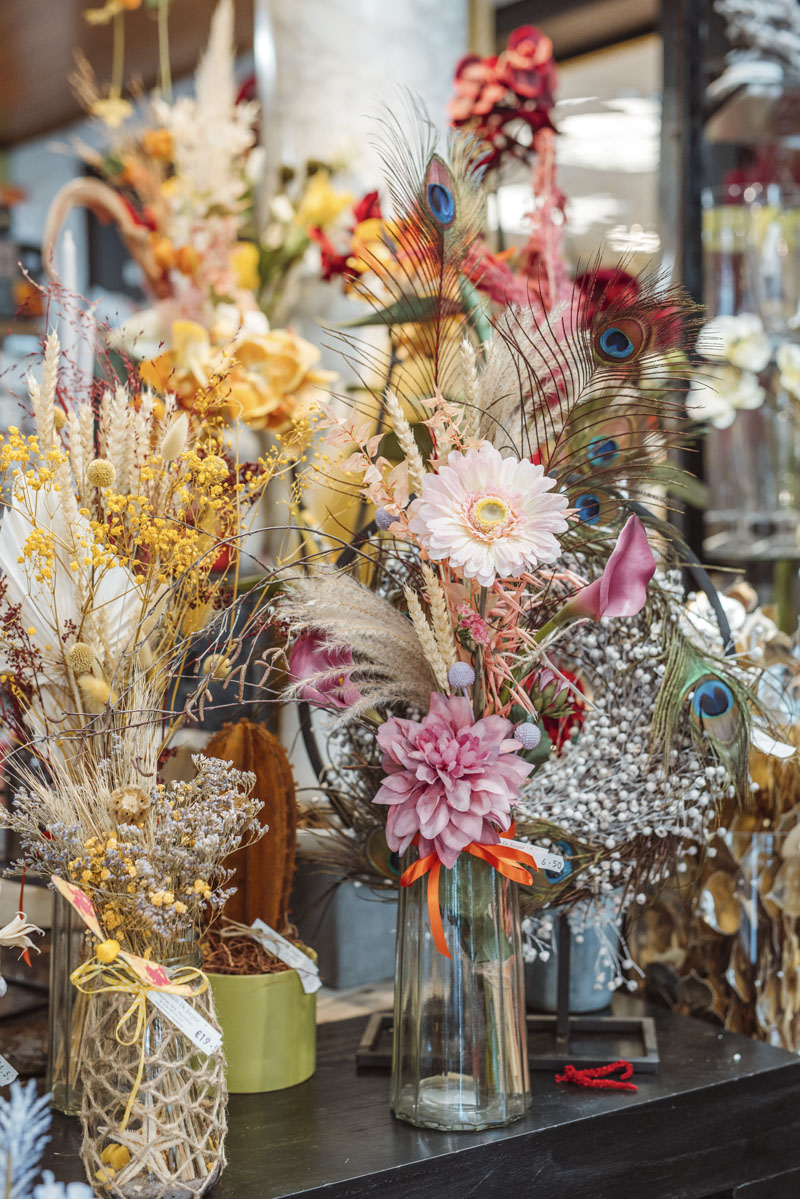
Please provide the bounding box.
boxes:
[175,246,201,277]
[142,128,173,160]
[149,234,176,273]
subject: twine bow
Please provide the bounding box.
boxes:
[70,955,209,1129]
[400,822,537,959]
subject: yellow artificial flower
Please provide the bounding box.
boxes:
[226,329,335,435]
[139,318,334,439]
[139,320,224,404]
[229,242,261,293]
[346,217,396,279]
[90,96,134,129]
[294,171,353,231]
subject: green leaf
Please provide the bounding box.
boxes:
[458,275,493,344]
[648,463,709,509]
[377,423,433,464]
[338,294,445,329]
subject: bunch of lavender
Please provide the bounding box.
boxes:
[0,1079,91,1199]
[8,754,262,955]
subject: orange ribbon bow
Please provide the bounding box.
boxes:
[400,822,537,959]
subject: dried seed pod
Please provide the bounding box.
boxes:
[109,785,151,826]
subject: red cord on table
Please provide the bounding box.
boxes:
[555,1060,637,1092]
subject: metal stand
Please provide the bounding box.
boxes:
[526,913,660,1074]
[357,913,660,1074]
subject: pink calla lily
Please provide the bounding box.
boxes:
[567,514,656,620]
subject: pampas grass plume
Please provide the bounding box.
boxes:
[160,412,189,462]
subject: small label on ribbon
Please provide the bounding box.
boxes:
[0,1054,18,1086]
[147,989,222,1056]
[247,919,322,994]
[499,837,565,874]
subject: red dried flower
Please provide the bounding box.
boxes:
[498,26,556,100]
[542,669,586,751]
[309,226,353,281]
[448,25,557,171]
[352,190,382,224]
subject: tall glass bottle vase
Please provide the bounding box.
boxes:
[391,853,530,1131]
[47,891,93,1115]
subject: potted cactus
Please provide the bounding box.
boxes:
[202,720,319,1093]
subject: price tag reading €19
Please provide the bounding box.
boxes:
[0,1054,18,1087]
[147,989,222,1056]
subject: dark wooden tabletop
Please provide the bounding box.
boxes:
[43,995,800,1199]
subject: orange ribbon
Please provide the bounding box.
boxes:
[400,823,537,959]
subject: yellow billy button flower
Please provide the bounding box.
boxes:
[202,653,232,680]
[87,458,116,488]
[96,939,121,965]
[66,641,97,676]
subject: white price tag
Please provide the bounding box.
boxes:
[499,837,565,875]
[249,919,322,994]
[0,1054,18,1086]
[147,990,222,1056]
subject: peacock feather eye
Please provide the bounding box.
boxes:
[692,678,734,720]
[424,155,456,228]
[587,436,620,467]
[599,326,634,359]
[594,316,648,364]
[365,826,402,879]
[545,839,573,883]
[575,492,602,523]
[427,182,455,226]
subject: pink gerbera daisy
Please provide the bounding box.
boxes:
[408,442,569,587]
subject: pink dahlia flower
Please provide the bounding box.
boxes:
[289,631,362,710]
[408,442,568,588]
[374,692,534,868]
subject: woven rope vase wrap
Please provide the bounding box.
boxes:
[80,986,227,1199]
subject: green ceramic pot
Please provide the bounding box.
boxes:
[208,966,317,1093]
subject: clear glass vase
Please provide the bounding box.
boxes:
[391,853,530,1131]
[47,891,93,1115]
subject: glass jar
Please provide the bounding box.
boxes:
[79,937,226,1199]
[391,853,530,1131]
[47,891,93,1115]
[700,188,800,564]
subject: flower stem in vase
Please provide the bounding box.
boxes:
[391,852,530,1131]
[473,587,487,719]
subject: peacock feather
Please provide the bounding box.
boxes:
[652,622,752,803]
[334,93,486,418]
[478,271,702,538]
